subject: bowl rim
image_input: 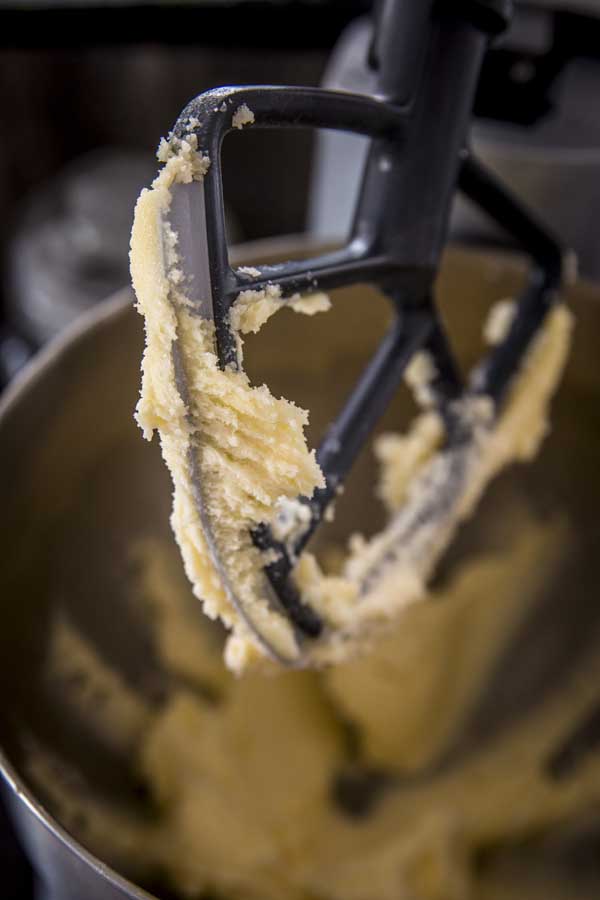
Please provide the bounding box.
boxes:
[0,285,156,900]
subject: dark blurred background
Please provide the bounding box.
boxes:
[1,0,600,384]
[0,1,369,381]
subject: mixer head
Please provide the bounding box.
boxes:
[148,0,569,666]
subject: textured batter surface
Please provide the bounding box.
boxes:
[131,129,573,671]
[131,129,329,668]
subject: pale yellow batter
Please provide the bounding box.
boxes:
[130,126,573,672]
[31,511,600,900]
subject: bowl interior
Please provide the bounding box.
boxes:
[1,242,600,894]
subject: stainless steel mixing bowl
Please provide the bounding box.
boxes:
[1,240,600,900]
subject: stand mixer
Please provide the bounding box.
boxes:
[4,3,600,900]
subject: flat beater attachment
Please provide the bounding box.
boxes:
[166,0,565,649]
